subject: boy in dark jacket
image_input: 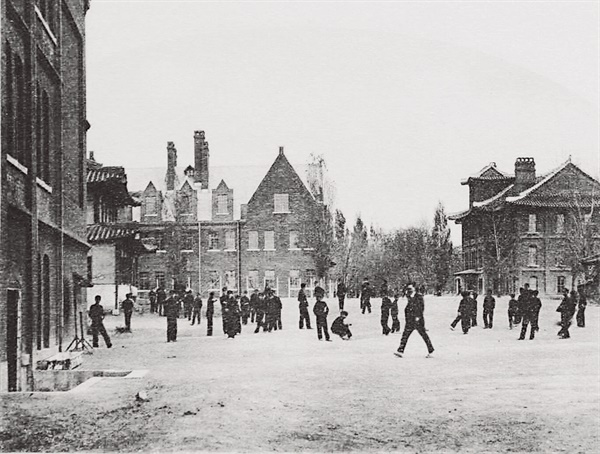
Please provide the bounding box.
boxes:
[482,289,495,329]
[508,294,518,329]
[395,284,434,357]
[240,291,251,325]
[313,289,331,341]
[191,292,203,326]
[298,283,312,329]
[206,292,215,336]
[380,295,392,335]
[470,292,478,327]
[390,294,401,333]
[331,311,352,340]
[576,285,587,328]
[451,291,471,334]
[530,290,542,333]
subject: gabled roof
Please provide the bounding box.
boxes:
[214,179,230,192]
[87,166,139,206]
[461,162,513,185]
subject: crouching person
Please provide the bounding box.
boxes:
[331,311,352,340]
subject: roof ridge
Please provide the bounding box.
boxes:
[472,184,514,208]
[506,159,571,202]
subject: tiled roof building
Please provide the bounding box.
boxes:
[450,157,600,296]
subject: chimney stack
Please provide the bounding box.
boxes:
[513,157,536,194]
[166,142,177,190]
[194,130,209,189]
[279,146,284,156]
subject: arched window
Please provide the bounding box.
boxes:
[41,90,51,182]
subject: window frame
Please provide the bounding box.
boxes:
[217,194,228,215]
[273,193,290,214]
[264,230,275,250]
[248,231,259,250]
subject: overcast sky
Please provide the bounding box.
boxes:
[86,1,599,245]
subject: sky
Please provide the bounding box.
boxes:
[85,0,600,245]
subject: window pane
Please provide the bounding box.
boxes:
[556,214,564,234]
[217,195,228,214]
[209,232,219,249]
[528,214,536,233]
[225,231,235,250]
[224,270,236,289]
[264,231,275,250]
[528,246,537,266]
[209,271,220,289]
[290,270,301,288]
[289,231,299,249]
[249,231,258,249]
[146,196,156,214]
[265,270,275,289]
[248,270,259,290]
[274,194,289,213]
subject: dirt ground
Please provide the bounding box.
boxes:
[1,296,599,453]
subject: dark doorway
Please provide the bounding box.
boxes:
[7,289,20,392]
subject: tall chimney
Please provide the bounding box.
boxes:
[279,146,284,156]
[513,157,536,194]
[194,130,209,189]
[166,141,177,190]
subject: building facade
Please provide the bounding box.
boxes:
[1,0,90,391]
[450,158,600,296]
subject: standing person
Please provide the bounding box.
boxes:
[273,290,283,330]
[360,278,372,314]
[576,285,587,328]
[530,290,542,333]
[206,292,215,336]
[331,311,352,340]
[121,293,134,332]
[191,292,203,326]
[394,284,434,357]
[149,289,157,314]
[313,287,331,341]
[337,278,347,312]
[156,287,166,316]
[390,294,401,333]
[518,290,536,340]
[165,290,180,342]
[240,291,251,325]
[254,292,266,333]
[183,290,194,321]
[557,288,575,339]
[220,287,228,335]
[380,280,389,299]
[380,294,392,335]
[249,289,259,324]
[224,291,241,338]
[508,293,518,329]
[89,295,112,348]
[298,283,312,329]
[264,290,275,332]
[450,291,471,334]
[482,289,496,329]
[469,291,478,327]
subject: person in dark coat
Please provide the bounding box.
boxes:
[156,287,166,316]
[360,278,372,314]
[331,311,352,340]
[576,285,587,328]
[183,290,194,321]
[191,292,203,326]
[313,288,331,341]
[264,291,276,332]
[121,293,135,332]
[273,290,283,330]
[89,295,112,348]
[530,290,542,333]
[482,289,496,329]
[224,291,241,338]
[254,292,267,333]
[469,291,478,327]
[206,292,215,336]
[450,291,471,334]
[395,284,434,357]
[298,283,312,329]
[518,291,536,340]
[390,294,401,333]
[165,290,180,342]
[337,278,347,312]
[220,287,228,334]
[507,293,518,329]
[249,289,259,323]
[557,288,575,339]
[380,294,392,335]
[240,291,251,325]
[380,280,389,299]
[149,289,157,314]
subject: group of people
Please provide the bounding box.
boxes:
[556,285,587,339]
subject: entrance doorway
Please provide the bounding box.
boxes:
[7,289,20,392]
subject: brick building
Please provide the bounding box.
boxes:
[450,158,600,296]
[1,0,91,391]
[127,131,332,298]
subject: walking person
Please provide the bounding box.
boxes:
[264,290,276,332]
[191,292,203,326]
[390,294,401,333]
[380,293,392,335]
[165,290,180,342]
[298,283,312,329]
[576,285,587,328]
[557,288,575,339]
[313,288,331,341]
[121,293,135,332]
[89,295,112,348]
[394,284,434,357]
[206,292,215,336]
[331,311,352,340]
[482,289,495,329]
[337,278,347,312]
[530,290,542,333]
[253,292,266,333]
[360,277,372,314]
[450,291,471,334]
[149,289,157,314]
[508,293,518,329]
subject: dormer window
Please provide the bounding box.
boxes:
[217,195,228,215]
[274,194,289,213]
[146,196,157,215]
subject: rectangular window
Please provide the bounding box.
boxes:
[248,231,259,250]
[224,270,237,290]
[556,214,565,234]
[181,234,194,251]
[155,271,166,289]
[225,230,235,250]
[139,272,150,290]
[529,276,538,290]
[146,196,156,215]
[264,231,275,250]
[290,269,301,289]
[557,276,566,294]
[264,270,276,289]
[289,231,299,249]
[155,235,165,251]
[528,245,538,266]
[528,214,537,233]
[217,195,228,215]
[208,232,219,250]
[208,271,220,290]
[248,270,259,291]
[274,194,289,213]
